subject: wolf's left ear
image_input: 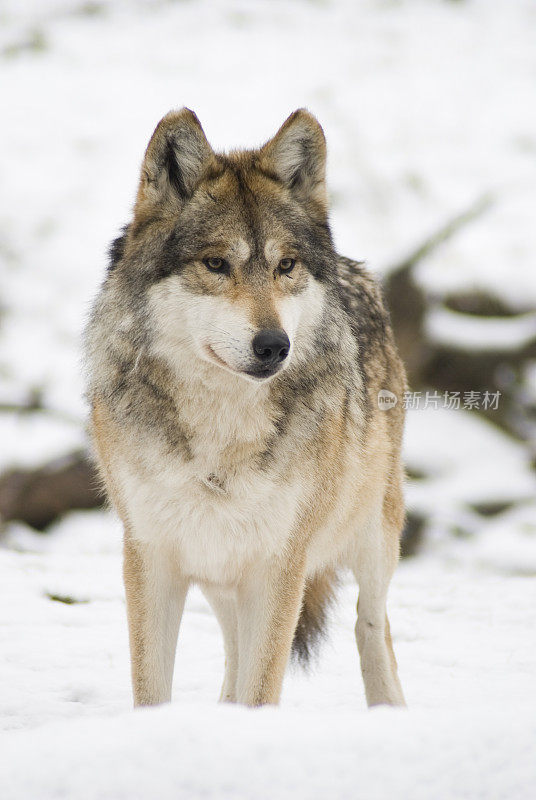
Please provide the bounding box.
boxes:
[260,109,327,212]
[135,108,216,219]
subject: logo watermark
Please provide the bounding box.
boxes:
[377,389,398,410]
[377,389,501,411]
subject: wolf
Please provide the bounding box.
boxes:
[84,108,407,708]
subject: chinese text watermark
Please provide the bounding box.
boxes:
[377,390,501,411]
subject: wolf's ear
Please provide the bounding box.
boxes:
[260,109,327,211]
[135,108,215,218]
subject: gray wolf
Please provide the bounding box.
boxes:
[84,108,407,708]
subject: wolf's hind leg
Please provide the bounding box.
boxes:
[202,587,238,703]
[123,535,188,707]
[352,508,406,707]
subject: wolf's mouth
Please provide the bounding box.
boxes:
[244,366,282,380]
[205,345,231,370]
[204,345,281,381]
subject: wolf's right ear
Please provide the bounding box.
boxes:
[134,109,215,219]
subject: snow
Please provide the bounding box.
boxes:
[1,516,536,799]
[427,307,536,352]
[404,406,535,521]
[1,0,536,798]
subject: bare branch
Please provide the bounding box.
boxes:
[0,392,81,426]
[386,193,494,275]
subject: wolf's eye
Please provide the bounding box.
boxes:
[278,258,295,274]
[203,257,228,273]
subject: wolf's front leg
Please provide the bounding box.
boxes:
[123,535,188,707]
[235,552,306,706]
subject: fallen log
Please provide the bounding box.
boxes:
[0,450,104,531]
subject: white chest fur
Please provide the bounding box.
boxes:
[118,369,302,585]
[119,440,301,585]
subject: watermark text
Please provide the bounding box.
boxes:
[377,390,501,411]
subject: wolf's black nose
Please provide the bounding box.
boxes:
[252,330,290,365]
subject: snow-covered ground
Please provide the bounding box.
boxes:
[1,515,535,799]
[1,1,536,798]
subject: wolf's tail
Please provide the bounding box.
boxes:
[292,568,339,666]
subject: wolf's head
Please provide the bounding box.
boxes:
[113,109,337,383]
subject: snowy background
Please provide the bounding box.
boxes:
[1,1,535,798]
